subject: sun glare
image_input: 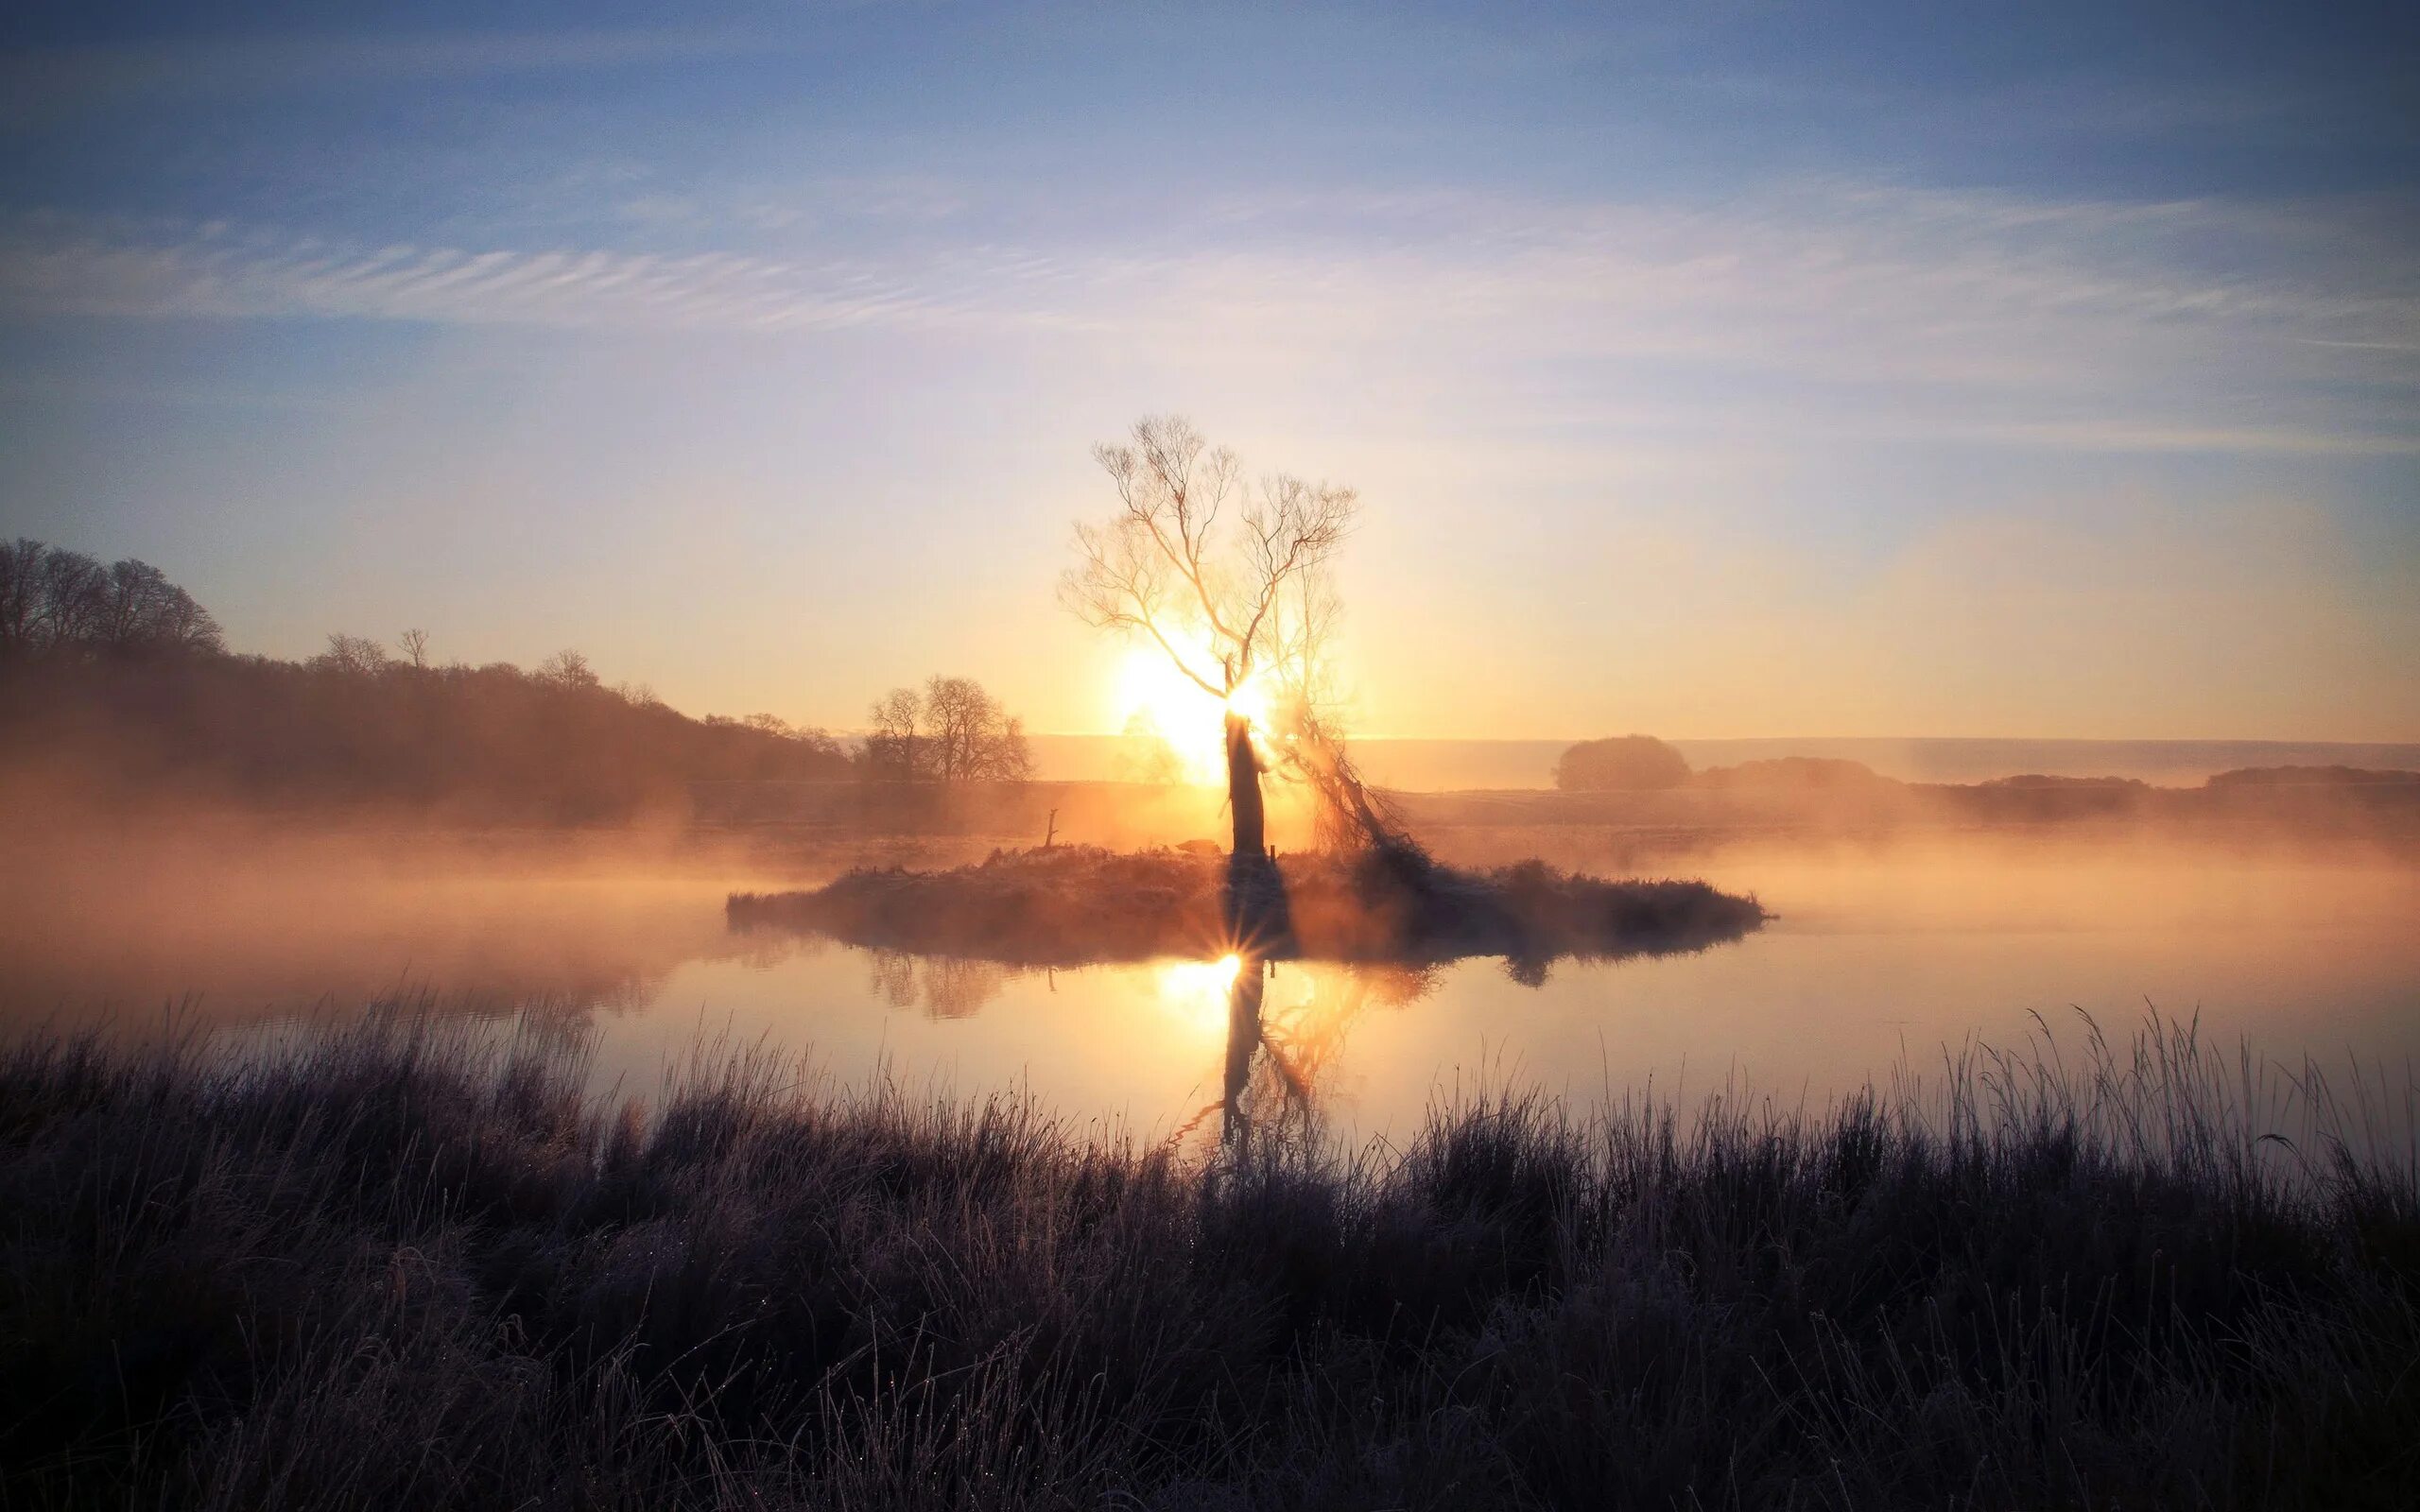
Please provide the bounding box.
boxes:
[1224,673,1270,727]
[1153,953,1243,1039]
[1115,647,1229,782]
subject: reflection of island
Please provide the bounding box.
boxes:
[864,950,1013,1019]
[732,841,1765,1145]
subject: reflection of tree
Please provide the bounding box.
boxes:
[1182,959,1438,1148]
[869,950,918,1009]
[865,949,1012,1020]
[921,956,1008,1019]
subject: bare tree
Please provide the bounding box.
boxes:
[316,633,389,678]
[922,674,1033,782]
[535,648,598,689]
[0,539,44,655]
[864,686,925,782]
[866,678,1031,784]
[0,541,220,659]
[398,627,431,669]
[36,549,105,646]
[1061,416,1356,857]
[922,676,989,782]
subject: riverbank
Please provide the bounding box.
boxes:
[1,1012,2411,1509]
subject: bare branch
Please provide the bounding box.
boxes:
[1065,415,1357,707]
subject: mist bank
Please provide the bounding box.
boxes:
[1032,733,2420,788]
[690,767,2420,862]
[1393,766,2420,846]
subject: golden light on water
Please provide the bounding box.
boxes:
[1154,953,1242,1039]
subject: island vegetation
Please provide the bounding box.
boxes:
[729,842,1765,970]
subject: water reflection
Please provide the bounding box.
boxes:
[5,831,2414,1154]
[866,950,1013,1019]
[1140,952,1438,1146]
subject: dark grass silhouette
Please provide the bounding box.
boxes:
[726,842,1767,969]
[2,1009,2413,1509]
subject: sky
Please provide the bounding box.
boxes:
[1,0,2414,741]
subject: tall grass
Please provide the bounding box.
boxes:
[0,1007,2411,1509]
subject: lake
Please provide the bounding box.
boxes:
[6,822,2414,1150]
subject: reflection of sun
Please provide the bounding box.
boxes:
[1154,953,1241,1039]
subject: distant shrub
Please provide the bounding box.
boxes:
[2207,765,2420,788]
[1553,734,1690,791]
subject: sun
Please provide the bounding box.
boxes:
[1224,671,1270,727]
[1115,646,1229,781]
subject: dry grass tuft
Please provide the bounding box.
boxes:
[0,1007,2412,1508]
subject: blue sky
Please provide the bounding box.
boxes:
[2,1,2414,738]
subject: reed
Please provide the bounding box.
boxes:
[1,1005,2411,1509]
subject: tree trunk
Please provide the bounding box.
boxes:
[1224,711,1265,858]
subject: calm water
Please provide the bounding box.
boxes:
[6,827,2415,1146]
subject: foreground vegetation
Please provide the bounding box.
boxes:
[2,1012,2413,1509]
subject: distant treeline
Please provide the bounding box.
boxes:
[1555,733,2418,799]
[0,540,1024,823]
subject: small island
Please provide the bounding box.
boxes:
[730,841,1765,970]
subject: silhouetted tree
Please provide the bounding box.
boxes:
[863,678,1030,783]
[535,649,598,690]
[0,540,221,661]
[1555,735,1691,791]
[922,674,1032,782]
[1062,416,1355,857]
[316,633,389,678]
[864,686,925,782]
[398,627,431,669]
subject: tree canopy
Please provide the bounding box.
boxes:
[0,539,222,661]
[1554,735,1692,791]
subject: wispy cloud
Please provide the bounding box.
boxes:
[0,217,1059,335]
[5,180,2412,455]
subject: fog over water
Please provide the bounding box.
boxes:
[8,817,2412,1149]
